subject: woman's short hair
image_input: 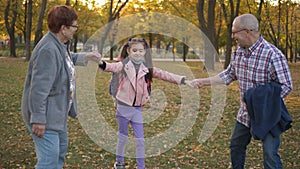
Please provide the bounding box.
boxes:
[47,5,78,33]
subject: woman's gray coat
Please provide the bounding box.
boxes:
[21,31,87,132]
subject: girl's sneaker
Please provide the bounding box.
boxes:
[114,162,125,169]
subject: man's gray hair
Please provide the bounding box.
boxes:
[236,14,259,32]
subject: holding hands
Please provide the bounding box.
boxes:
[84,51,102,63]
[184,80,195,88]
[185,75,223,88]
[184,79,205,88]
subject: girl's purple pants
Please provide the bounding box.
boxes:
[116,104,145,169]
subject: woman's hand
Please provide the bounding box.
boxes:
[32,123,46,138]
[84,51,102,63]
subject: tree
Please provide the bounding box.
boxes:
[285,1,289,59]
[291,2,300,62]
[283,1,298,62]
[277,0,282,48]
[263,1,285,52]
[163,0,198,61]
[70,0,78,52]
[99,0,129,59]
[74,0,105,53]
[25,0,33,61]
[220,0,240,69]
[197,0,217,70]
[4,0,18,57]
[33,0,47,47]
[66,0,70,6]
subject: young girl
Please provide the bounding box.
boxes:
[98,38,189,169]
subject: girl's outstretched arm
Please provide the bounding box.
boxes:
[153,67,185,85]
[99,61,124,73]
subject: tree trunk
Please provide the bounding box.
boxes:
[155,40,161,54]
[34,0,47,47]
[277,0,282,48]
[149,33,153,49]
[215,8,222,62]
[4,0,18,57]
[99,0,128,57]
[294,12,298,63]
[196,0,217,70]
[109,16,120,60]
[71,0,78,52]
[285,2,289,60]
[256,0,264,23]
[25,0,33,61]
[65,0,70,6]
[73,34,78,52]
[182,37,189,62]
[220,0,240,69]
[265,2,278,45]
[165,41,171,54]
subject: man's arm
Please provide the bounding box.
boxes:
[191,75,225,88]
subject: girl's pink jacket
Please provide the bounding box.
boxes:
[102,60,185,106]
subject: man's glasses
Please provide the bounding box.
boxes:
[232,29,248,35]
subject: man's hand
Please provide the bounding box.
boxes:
[191,76,224,88]
[191,79,206,88]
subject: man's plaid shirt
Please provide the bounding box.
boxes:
[219,35,293,127]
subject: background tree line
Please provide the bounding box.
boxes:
[1,0,299,69]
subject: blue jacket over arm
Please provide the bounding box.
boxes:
[243,82,292,140]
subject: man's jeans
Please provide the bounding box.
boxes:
[29,127,68,169]
[230,121,282,169]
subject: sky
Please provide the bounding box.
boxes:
[80,0,107,7]
[94,0,107,6]
[82,0,300,8]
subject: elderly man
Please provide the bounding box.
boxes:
[192,14,293,169]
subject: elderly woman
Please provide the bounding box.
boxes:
[21,5,100,168]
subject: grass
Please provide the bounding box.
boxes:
[0,57,299,168]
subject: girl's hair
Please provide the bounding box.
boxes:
[120,38,153,81]
[47,5,78,33]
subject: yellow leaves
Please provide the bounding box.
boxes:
[177,153,185,159]
[17,127,26,132]
[1,58,300,168]
[191,144,204,152]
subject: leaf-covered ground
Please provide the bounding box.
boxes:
[0,58,299,169]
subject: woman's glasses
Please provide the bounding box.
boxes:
[68,25,78,31]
